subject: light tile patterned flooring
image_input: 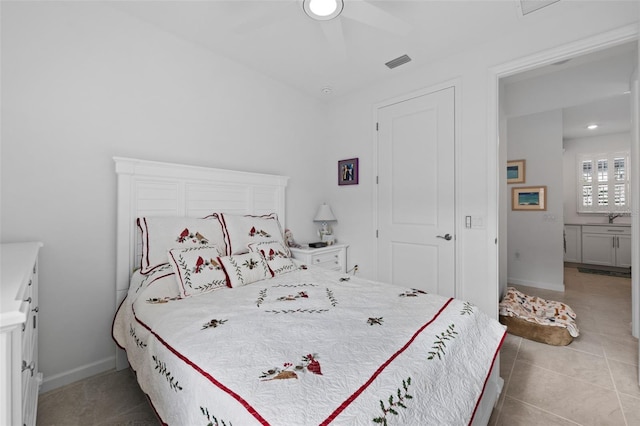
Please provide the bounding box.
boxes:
[37,267,638,425]
[490,267,639,426]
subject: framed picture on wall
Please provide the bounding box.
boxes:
[512,186,547,211]
[507,159,526,184]
[338,158,359,185]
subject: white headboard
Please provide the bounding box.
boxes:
[114,157,289,304]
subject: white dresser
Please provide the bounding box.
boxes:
[289,243,348,273]
[1,242,43,426]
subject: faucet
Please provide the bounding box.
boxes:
[608,213,621,224]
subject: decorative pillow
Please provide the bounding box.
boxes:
[137,216,226,274]
[218,213,289,256]
[248,240,297,276]
[218,252,273,288]
[168,246,228,298]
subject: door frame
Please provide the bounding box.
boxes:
[372,78,462,296]
[488,24,639,336]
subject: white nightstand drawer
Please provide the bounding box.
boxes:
[311,251,341,267]
[289,243,348,273]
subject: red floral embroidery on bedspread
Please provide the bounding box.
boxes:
[260,354,323,381]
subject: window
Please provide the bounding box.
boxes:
[577,152,630,213]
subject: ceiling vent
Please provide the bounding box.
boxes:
[385,54,412,70]
[518,0,560,16]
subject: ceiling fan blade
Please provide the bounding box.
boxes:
[341,0,411,36]
[231,1,295,35]
[320,18,348,61]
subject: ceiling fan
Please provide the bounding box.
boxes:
[232,0,412,61]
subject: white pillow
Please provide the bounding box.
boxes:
[218,252,273,288]
[137,216,226,274]
[218,213,289,256]
[168,246,228,298]
[248,240,297,276]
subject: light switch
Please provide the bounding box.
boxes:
[471,216,484,229]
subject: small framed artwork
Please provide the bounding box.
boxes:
[507,159,526,184]
[338,158,359,186]
[512,186,547,211]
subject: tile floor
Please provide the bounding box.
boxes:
[36,367,157,426]
[36,267,639,425]
[489,267,639,426]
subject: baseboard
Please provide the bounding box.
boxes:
[507,277,564,292]
[39,356,115,394]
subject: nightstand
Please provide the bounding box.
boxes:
[289,243,348,273]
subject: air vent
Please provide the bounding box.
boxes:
[519,0,560,16]
[385,54,411,70]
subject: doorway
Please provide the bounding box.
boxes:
[501,42,636,293]
[490,26,639,384]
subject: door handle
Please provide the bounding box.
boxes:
[437,234,452,241]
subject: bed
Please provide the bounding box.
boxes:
[112,157,506,426]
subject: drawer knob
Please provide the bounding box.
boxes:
[24,297,32,304]
[28,279,32,287]
[22,360,35,376]
[32,307,39,313]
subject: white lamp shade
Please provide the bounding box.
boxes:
[314,203,336,222]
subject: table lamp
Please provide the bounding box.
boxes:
[313,203,337,243]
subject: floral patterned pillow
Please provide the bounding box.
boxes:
[218,213,289,256]
[218,252,273,288]
[137,216,226,274]
[168,246,228,298]
[248,240,297,276]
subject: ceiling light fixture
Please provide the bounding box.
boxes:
[303,0,344,21]
[587,124,599,130]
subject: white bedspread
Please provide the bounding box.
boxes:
[113,265,505,426]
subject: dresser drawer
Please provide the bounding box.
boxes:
[21,276,34,362]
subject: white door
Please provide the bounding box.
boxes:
[376,87,456,297]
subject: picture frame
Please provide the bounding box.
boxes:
[512,186,547,211]
[338,158,359,186]
[507,159,526,184]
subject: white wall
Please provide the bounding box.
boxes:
[507,111,565,291]
[563,132,632,225]
[1,2,326,391]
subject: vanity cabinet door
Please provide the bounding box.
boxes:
[563,225,582,263]
[581,233,615,266]
[616,235,632,268]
